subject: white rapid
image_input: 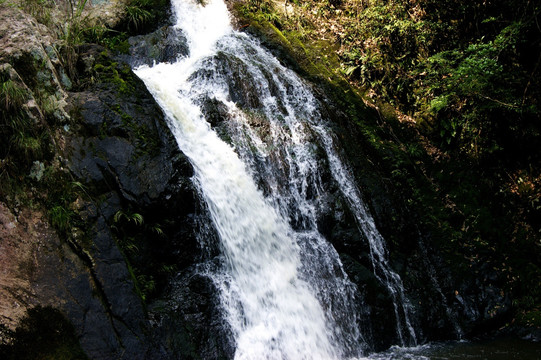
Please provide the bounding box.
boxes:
[135,0,416,357]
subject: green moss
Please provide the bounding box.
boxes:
[109,104,161,157]
[92,60,136,95]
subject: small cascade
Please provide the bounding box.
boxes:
[314,127,418,346]
[135,0,420,357]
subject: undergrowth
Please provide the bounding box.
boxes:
[233,0,541,330]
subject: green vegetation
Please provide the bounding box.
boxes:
[338,0,540,327]
[49,205,73,233]
[0,72,50,179]
[93,58,136,94]
[119,0,169,33]
[234,0,541,330]
[19,0,55,26]
[240,0,540,159]
[313,0,541,160]
[44,175,91,247]
[124,0,153,32]
[111,208,169,302]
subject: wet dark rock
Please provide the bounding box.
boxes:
[452,262,512,336]
[201,97,231,128]
[199,96,237,145]
[58,45,201,358]
[70,45,194,205]
[126,26,189,67]
[151,268,235,359]
[190,51,262,109]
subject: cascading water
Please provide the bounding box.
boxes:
[135,0,417,357]
[314,127,418,346]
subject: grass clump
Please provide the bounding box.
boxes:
[0,73,51,177]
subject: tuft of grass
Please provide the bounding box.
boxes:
[0,79,27,111]
[49,205,73,233]
[11,131,43,160]
[0,76,47,165]
[58,0,90,79]
[19,0,54,26]
[125,2,153,32]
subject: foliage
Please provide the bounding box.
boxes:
[19,0,55,26]
[239,0,281,26]
[111,208,166,302]
[114,209,144,226]
[125,0,153,32]
[343,0,541,321]
[0,78,27,111]
[57,0,91,79]
[44,178,90,238]
[115,0,169,35]
[49,205,73,233]
[0,74,50,173]
[326,0,541,160]
[235,0,541,329]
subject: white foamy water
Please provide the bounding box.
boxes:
[136,1,358,358]
[135,0,417,357]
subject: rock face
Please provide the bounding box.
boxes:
[0,5,210,359]
[1,5,72,332]
[63,46,195,359]
[0,6,71,123]
[0,201,157,359]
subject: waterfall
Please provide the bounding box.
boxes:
[315,127,418,346]
[134,0,417,357]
